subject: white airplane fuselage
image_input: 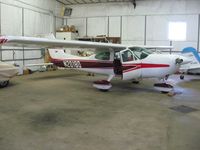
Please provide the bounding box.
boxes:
[48,49,186,81]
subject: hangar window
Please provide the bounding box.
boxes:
[95,51,110,60]
[168,22,187,41]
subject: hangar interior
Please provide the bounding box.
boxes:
[0,0,200,150]
[0,0,200,66]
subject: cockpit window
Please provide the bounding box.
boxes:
[129,47,152,59]
[121,50,135,62]
[95,51,110,60]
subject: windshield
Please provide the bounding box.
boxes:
[129,47,152,59]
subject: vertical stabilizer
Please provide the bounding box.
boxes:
[182,47,200,64]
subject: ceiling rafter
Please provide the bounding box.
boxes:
[56,0,72,5]
[64,0,78,4]
[58,0,133,5]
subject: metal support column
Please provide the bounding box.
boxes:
[120,16,122,42]
[170,41,173,54]
[22,8,25,65]
[0,3,2,61]
[144,15,147,45]
[86,17,88,37]
[107,16,109,37]
[197,14,200,51]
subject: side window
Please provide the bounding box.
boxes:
[95,52,110,60]
[121,50,134,62]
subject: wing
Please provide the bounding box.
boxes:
[0,36,127,51]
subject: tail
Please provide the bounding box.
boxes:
[182,47,200,64]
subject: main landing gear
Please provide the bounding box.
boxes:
[154,83,174,93]
[93,75,114,92]
[180,74,185,80]
[154,75,174,93]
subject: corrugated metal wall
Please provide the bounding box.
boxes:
[66,1,200,53]
[0,0,64,67]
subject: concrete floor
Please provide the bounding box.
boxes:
[0,69,200,150]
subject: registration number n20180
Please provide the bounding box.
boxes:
[63,60,82,68]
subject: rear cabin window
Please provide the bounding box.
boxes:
[95,52,110,60]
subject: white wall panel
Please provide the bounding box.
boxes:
[122,16,145,41]
[1,3,22,35]
[146,15,198,41]
[87,17,108,36]
[68,1,200,18]
[2,51,13,60]
[0,0,63,66]
[24,51,41,59]
[24,59,44,66]
[67,18,86,37]
[172,41,198,51]
[122,40,144,45]
[14,50,23,59]
[56,17,63,30]
[109,17,121,37]
[24,9,53,36]
[146,41,170,46]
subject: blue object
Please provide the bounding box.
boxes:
[182,47,200,63]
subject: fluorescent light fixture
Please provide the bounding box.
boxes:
[168,22,187,41]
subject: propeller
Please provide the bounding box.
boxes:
[175,58,183,65]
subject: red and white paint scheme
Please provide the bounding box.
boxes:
[0,36,191,92]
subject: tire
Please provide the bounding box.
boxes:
[180,75,184,80]
[0,80,9,88]
[161,91,169,94]
[99,89,109,92]
[132,81,140,84]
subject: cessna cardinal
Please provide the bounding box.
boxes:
[0,36,190,92]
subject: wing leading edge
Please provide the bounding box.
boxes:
[0,36,127,51]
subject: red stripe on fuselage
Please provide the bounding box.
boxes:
[51,58,113,68]
[122,63,170,73]
[50,58,170,71]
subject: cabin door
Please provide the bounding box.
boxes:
[119,49,142,80]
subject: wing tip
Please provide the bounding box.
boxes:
[0,36,8,45]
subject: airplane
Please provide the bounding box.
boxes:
[179,47,200,79]
[0,35,191,92]
[0,61,18,88]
